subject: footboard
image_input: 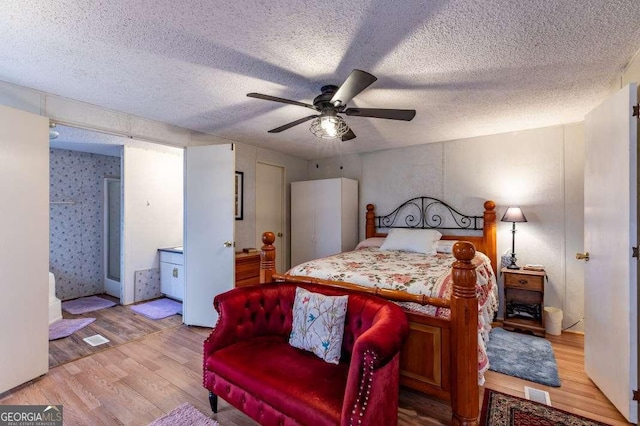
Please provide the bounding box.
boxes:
[400,312,452,400]
[259,232,480,425]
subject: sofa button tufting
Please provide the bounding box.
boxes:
[204,286,407,426]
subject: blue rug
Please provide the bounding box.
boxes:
[486,328,561,387]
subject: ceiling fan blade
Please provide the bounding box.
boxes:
[330,70,377,107]
[341,128,356,141]
[267,115,319,133]
[247,93,318,111]
[345,108,416,121]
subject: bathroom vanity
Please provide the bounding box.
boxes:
[159,247,261,300]
[159,247,184,301]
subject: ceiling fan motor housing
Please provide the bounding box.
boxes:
[313,85,341,109]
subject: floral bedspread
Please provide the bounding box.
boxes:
[287,247,499,384]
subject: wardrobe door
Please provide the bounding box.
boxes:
[340,178,359,252]
[314,178,343,258]
[291,180,315,266]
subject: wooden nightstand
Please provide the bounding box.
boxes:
[502,268,546,337]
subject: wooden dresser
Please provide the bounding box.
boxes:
[235,252,261,287]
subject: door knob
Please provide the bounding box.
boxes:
[277,232,283,237]
[223,241,233,248]
[576,252,590,261]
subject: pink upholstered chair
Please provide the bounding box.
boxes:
[203,282,409,426]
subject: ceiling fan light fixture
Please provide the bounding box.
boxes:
[310,115,349,139]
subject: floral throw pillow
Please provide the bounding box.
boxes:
[289,287,348,364]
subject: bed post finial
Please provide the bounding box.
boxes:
[366,204,376,239]
[450,241,479,426]
[482,200,497,274]
[260,232,276,284]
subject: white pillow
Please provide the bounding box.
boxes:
[436,240,458,254]
[379,228,442,254]
[289,287,348,364]
[355,237,386,250]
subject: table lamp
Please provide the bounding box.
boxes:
[501,206,527,270]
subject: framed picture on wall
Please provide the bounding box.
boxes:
[235,171,244,220]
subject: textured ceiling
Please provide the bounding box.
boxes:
[2,1,640,160]
[49,125,183,157]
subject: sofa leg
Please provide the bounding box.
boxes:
[209,391,218,413]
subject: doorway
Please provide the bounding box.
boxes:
[104,177,121,298]
[49,135,122,303]
[256,162,286,273]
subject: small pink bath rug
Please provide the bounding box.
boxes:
[49,318,96,340]
[62,295,116,315]
[130,298,182,320]
[147,403,219,426]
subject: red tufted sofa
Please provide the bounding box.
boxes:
[203,282,409,426]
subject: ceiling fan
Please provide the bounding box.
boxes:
[247,69,416,141]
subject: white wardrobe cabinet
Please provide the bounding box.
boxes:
[291,178,358,266]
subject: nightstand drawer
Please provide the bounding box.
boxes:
[504,273,543,291]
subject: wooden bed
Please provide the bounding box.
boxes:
[259,198,497,426]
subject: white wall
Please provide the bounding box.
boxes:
[122,146,183,305]
[309,123,585,332]
[0,105,49,393]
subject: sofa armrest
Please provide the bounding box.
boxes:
[351,304,409,367]
[341,305,409,425]
[203,284,295,360]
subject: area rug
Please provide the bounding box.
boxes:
[49,318,96,340]
[486,327,561,387]
[148,403,219,426]
[62,295,116,315]
[481,389,607,425]
[130,298,182,320]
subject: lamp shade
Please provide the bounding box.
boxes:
[501,206,527,223]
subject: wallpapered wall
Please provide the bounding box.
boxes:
[50,148,120,301]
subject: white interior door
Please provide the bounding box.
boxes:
[0,105,49,393]
[184,144,235,327]
[256,162,285,272]
[584,83,637,423]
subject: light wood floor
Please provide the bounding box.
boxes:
[482,331,629,425]
[49,295,182,368]
[1,325,630,425]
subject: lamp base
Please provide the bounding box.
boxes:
[506,254,519,270]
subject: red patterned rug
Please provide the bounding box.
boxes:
[480,389,609,425]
